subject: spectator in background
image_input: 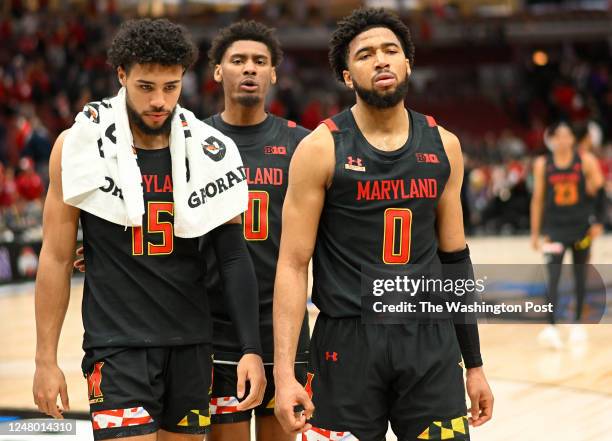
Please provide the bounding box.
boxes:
[16,157,43,202]
[21,115,52,184]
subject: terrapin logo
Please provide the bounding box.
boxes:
[88,362,104,404]
[304,373,315,400]
[202,136,227,162]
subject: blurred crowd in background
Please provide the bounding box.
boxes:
[1,0,611,244]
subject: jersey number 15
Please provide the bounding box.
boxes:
[132,202,174,256]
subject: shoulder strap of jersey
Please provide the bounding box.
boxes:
[409,109,437,129]
[321,117,339,133]
[320,108,353,133]
[425,114,437,128]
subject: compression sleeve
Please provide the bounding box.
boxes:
[438,246,483,368]
[210,223,262,356]
[593,187,607,225]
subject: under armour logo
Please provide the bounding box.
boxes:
[325,351,338,362]
[344,156,366,172]
[348,156,362,167]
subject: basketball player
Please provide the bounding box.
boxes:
[273,8,493,440]
[33,19,265,441]
[531,121,604,348]
[203,21,310,441]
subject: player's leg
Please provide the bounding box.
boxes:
[160,344,214,439]
[569,236,592,343]
[389,321,469,441]
[539,241,566,348]
[255,415,293,441]
[302,315,388,441]
[254,362,306,441]
[158,431,206,441]
[543,241,566,325]
[571,236,591,322]
[208,422,250,441]
[83,348,163,441]
[208,362,252,441]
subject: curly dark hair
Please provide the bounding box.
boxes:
[107,18,198,72]
[329,7,415,82]
[208,20,283,67]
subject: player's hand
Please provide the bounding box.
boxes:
[235,353,266,411]
[73,247,85,272]
[588,223,604,239]
[531,234,540,251]
[33,362,70,419]
[274,374,314,434]
[466,366,493,427]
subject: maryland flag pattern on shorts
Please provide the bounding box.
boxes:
[177,409,210,428]
[209,396,240,415]
[302,427,358,441]
[417,416,469,440]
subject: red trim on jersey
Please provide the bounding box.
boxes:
[321,118,339,132]
[425,115,437,127]
[287,120,297,128]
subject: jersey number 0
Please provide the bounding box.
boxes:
[244,191,269,241]
[382,208,412,264]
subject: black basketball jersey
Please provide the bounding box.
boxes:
[542,153,592,242]
[81,147,209,349]
[312,108,450,318]
[204,114,310,362]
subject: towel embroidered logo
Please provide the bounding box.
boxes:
[202,136,227,162]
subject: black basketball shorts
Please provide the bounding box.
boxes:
[303,315,469,441]
[210,357,308,424]
[82,344,213,440]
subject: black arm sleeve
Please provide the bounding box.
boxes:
[438,246,483,369]
[210,223,262,356]
[593,187,607,225]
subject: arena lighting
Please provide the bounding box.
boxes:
[532,50,548,66]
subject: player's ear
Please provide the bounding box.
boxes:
[343,70,353,89]
[271,67,277,85]
[213,64,222,83]
[117,66,127,88]
[406,59,412,78]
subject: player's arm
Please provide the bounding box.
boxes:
[33,131,80,418]
[581,152,604,196]
[581,152,606,238]
[210,215,265,410]
[530,156,547,250]
[436,126,493,427]
[273,124,334,434]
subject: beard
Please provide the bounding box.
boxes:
[353,76,409,109]
[126,98,175,137]
[235,93,261,107]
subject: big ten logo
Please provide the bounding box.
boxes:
[264,145,287,155]
[415,153,440,164]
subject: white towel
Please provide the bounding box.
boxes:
[61,87,248,238]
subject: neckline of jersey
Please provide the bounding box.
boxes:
[550,151,578,171]
[134,146,170,156]
[213,112,274,135]
[347,108,415,159]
